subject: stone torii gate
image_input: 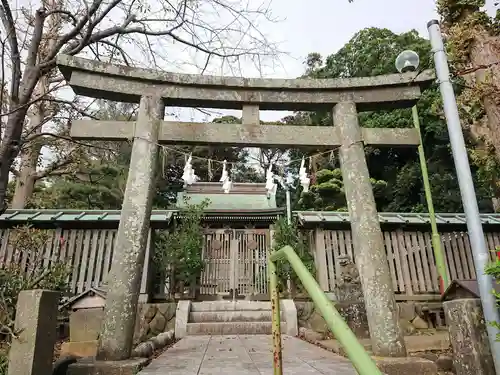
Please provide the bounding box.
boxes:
[56,54,434,360]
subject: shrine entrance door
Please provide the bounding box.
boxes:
[199,228,270,298]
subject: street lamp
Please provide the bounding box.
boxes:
[395,50,449,293]
[395,50,420,73]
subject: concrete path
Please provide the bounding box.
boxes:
[138,335,358,375]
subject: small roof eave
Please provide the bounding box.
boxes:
[59,286,107,310]
[0,209,175,223]
[295,211,500,226]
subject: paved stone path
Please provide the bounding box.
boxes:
[138,335,358,374]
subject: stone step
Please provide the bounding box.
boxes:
[186,321,288,335]
[190,311,269,323]
[189,310,285,323]
[190,301,271,312]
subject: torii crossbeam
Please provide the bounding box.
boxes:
[57,54,434,361]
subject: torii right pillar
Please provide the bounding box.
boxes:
[334,101,406,357]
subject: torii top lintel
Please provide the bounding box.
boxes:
[56,54,435,112]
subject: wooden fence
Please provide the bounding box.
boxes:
[313,228,500,297]
[2,224,500,300]
[0,227,153,298]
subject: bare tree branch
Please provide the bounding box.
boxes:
[0,0,20,103]
[25,8,45,68]
[0,0,282,210]
[35,150,75,179]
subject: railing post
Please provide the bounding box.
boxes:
[269,258,283,375]
[270,246,383,375]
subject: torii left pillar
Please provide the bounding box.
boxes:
[97,95,164,360]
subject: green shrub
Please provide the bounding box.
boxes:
[154,199,209,297]
[270,217,315,294]
[0,353,6,375]
[485,246,500,342]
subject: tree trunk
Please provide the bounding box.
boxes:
[11,150,39,209]
[0,106,31,213]
[10,3,62,209]
[468,29,500,161]
[11,97,45,209]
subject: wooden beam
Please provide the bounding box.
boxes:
[70,120,420,147]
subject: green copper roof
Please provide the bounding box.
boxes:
[0,208,282,226]
[176,192,277,210]
[0,209,174,223]
[176,182,277,210]
[2,209,497,227]
[296,211,500,225]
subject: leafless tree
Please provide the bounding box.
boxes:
[0,0,281,210]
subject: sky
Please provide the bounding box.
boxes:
[257,0,441,80]
[163,0,445,123]
[173,0,496,123]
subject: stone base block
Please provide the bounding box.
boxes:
[317,332,450,357]
[174,300,190,339]
[61,341,98,358]
[373,356,438,375]
[317,338,371,356]
[281,299,298,336]
[298,327,324,343]
[67,357,150,375]
[403,332,450,352]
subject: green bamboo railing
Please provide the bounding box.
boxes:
[268,245,382,375]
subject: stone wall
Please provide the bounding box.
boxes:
[61,302,177,358]
[296,301,431,339]
[133,303,176,345]
[296,301,368,338]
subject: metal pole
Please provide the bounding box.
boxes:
[269,258,283,375]
[285,188,292,225]
[412,106,449,293]
[428,19,500,371]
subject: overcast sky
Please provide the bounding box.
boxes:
[181,0,496,122]
[193,0,443,123]
[257,0,441,80]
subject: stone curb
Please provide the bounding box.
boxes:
[131,329,175,358]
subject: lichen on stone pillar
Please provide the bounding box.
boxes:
[96,95,164,361]
[333,101,406,357]
[444,298,495,375]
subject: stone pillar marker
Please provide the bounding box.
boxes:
[444,298,495,375]
[335,256,370,339]
[97,95,164,361]
[333,101,406,357]
[8,289,60,375]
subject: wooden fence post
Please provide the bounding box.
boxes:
[314,228,329,291]
[139,229,155,302]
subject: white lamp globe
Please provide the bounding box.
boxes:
[395,50,420,73]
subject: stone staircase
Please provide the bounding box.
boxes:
[175,300,298,338]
